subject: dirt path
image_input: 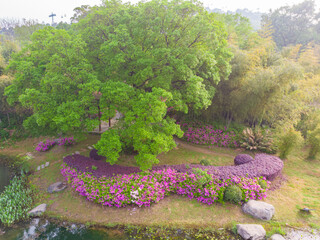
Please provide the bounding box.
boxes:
[175,138,237,158]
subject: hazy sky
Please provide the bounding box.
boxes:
[0,0,318,24]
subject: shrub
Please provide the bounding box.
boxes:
[57,136,76,146]
[258,179,268,189]
[0,176,33,226]
[234,154,253,165]
[0,129,9,140]
[61,163,270,208]
[192,168,212,186]
[89,149,107,161]
[240,128,275,153]
[35,139,56,152]
[180,122,238,148]
[278,128,303,159]
[223,185,242,204]
[64,153,283,181]
[200,159,210,166]
[91,165,97,171]
[307,124,320,159]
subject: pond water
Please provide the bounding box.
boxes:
[0,163,10,193]
[1,219,126,240]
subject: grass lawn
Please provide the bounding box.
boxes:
[0,134,319,232]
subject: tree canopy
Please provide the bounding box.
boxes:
[262,0,320,48]
[5,0,232,170]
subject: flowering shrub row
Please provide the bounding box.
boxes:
[35,137,76,152]
[64,153,283,181]
[57,137,76,146]
[61,163,270,208]
[35,140,56,152]
[179,122,238,148]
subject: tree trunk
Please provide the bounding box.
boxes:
[7,113,10,127]
[98,105,101,132]
[109,117,111,127]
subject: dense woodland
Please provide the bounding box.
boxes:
[1,0,320,169]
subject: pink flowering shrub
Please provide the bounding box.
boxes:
[60,163,270,208]
[57,137,76,146]
[35,139,56,152]
[179,122,238,148]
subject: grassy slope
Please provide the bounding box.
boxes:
[0,135,319,230]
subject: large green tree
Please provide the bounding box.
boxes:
[6,0,232,170]
[5,27,100,134]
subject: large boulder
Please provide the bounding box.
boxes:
[47,182,66,193]
[242,200,275,221]
[28,204,47,217]
[237,224,266,240]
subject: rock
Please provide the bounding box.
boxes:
[0,229,5,235]
[47,182,67,193]
[237,224,266,240]
[41,164,45,169]
[270,234,286,240]
[88,146,93,150]
[37,166,41,171]
[45,162,49,167]
[242,200,275,221]
[286,229,320,240]
[26,152,34,159]
[28,204,47,217]
[75,151,80,154]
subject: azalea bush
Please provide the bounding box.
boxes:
[35,139,56,152]
[179,122,238,148]
[57,136,76,146]
[60,163,270,208]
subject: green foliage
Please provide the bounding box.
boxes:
[74,0,232,113]
[307,124,320,159]
[0,176,33,226]
[0,128,9,140]
[278,127,303,159]
[94,129,122,165]
[6,0,232,170]
[5,27,99,134]
[200,159,210,166]
[258,179,268,190]
[262,0,320,48]
[266,226,286,238]
[192,168,212,186]
[240,128,275,153]
[223,185,242,204]
[91,165,97,171]
[203,33,304,127]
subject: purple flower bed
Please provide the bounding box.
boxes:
[61,163,269,208]
[179,123,238,148]
[63,153,283,181]
[89,149,107,161]
[35,140,56,152]
[234,154,254,166]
